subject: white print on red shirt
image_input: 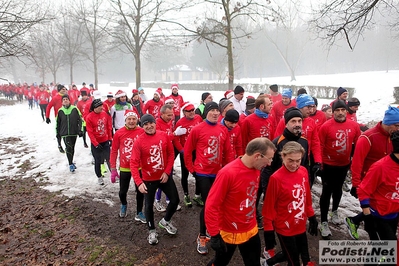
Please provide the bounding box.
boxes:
[97,118,106,137]
[152,105,160,118]
[122,137,134,161]
[385,178,399,200]
[173,99,180,113]
[287,177,307,226]
[303,125,310,139]
[259,125,271,138]
[148,140,164,172]
[334,129,352,154]
[239,180,258,223]
[205,135,220,164]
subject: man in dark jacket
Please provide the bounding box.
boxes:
[56,95,83,172]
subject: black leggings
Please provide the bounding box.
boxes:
[119,171,144,214]
[196,175,215,235]
[277,232,310,266]
[319,163,349,222]
[143,177,180,230]
[91,141,110,177]
[63,136,77,165]
[39,104,48,121]
[208,233,261,266]
[179,152,200,196]
[82,126,88,146]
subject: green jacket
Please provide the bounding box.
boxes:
[56,105,83,137]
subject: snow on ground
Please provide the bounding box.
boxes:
[0,70,397,240]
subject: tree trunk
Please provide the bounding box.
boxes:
[393,87,399,104]
[226,19,234,90]
[70,61,73,85]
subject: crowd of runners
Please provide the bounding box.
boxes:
[1,81,399,266]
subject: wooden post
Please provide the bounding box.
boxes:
[393,87,399,104]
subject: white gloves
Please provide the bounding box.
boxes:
[174,126,187,136]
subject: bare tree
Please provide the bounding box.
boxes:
[0,0,50,59]
[309,0,398,50]
[264,0,309,81]
[109,0,188,89]
[56,9,85,84]
[170,0,273,90]
[73,0,113,89]
[28,24,66,83]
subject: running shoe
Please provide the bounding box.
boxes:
[319,221,332,237]
[344,217,359,240]
[158,218,177,235]
[69,164,75,173]
[184,195,193,207]
[134,212,146,224]
[154,201,166,212]
[196,234,208,255]
[330,210,341,225]
[193,195,204,206]
[119,204,127,218]
[148,229,158,245]
[97,176,104,185]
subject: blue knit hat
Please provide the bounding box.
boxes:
[337,87,347,97]
[281,88,292,98]
[296,94,315,109]
[382,106,399,125]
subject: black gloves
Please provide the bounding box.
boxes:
[312,163,321,175]
[78,131,83,137]
[210,234,227,253]
[46,118,51,124]
[350,186,358,198]
[96,144,104,151]
[264,230,277,250]
[307,216,318,236]
[364,214,376,234]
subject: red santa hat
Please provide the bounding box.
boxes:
[171,84,179,90]
[115,90,126,98]
[224,90,234,99]
[182,102,195,111]
[107,92,113,97]
[124,109,137,120]
[154,91,160,98]
[132,89,139,94]
[165,98,175,104]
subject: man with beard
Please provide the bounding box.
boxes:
[143,90,163,119]
[258,107,309,249]
[274,94,322,187]
[318,100,361,238]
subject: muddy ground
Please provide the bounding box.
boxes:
[0,99,354,266]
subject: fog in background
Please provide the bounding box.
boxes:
[1,0,398,86]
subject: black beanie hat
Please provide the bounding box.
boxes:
[347,97,360,107]
[234,85,244,95]
[312,97,318,107]
[57,84,65,92]
[224,109,239,123]
[140,114,156,125]
[297,88,307,96]
[204,101,219,117]
[337,87,348,97]
[246,97,256,110]
[201,92,211,102]
[284,107,303,124]
[269,84,278,92]
[219,99,232,113]
[391,131,399,153]
[81,90,88,96]
[332,100,348,112]
[90,99,103,111]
